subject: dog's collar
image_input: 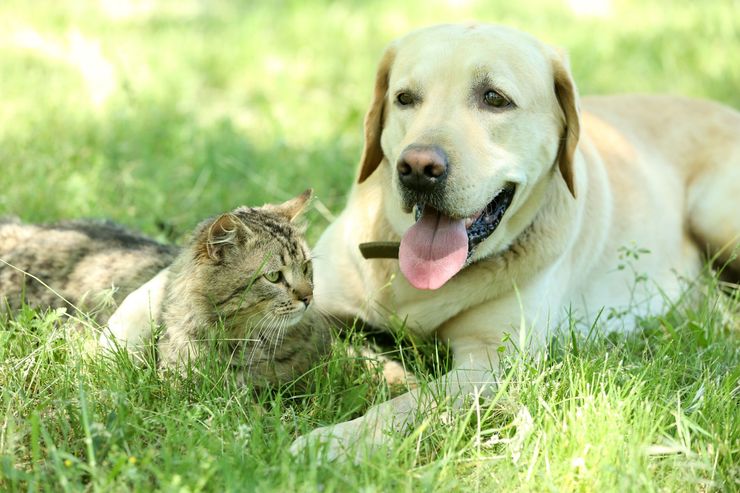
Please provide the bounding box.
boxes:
[359,241,400,259]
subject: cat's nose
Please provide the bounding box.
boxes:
[301,294,313,306]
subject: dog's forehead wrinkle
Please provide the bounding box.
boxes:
[469,65,525,103]
[392,65,457,98]
[392,76,423,95]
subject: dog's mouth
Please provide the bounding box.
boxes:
[417,184,516,256]
[399,184,516,290]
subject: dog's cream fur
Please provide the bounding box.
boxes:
[106,24,740,458]
[290,24,740,456]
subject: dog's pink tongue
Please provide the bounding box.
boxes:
[399,208,468,290]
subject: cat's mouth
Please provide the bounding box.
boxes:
[285,303,309,322]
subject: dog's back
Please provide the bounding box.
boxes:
[582,94,740,277]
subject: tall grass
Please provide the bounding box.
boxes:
[1,1,739,491]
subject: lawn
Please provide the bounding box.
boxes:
[1,0,739,491]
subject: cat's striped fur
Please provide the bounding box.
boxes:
[0,217,177,317]
[0,190,329,387]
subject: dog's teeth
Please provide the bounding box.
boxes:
[465,211,484,229]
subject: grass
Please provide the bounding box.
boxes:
[1,0,739,491]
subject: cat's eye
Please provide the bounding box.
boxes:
[302,262,311,275]
[483,90,511,108]
[264,271,282,283]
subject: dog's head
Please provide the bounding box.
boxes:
[358,24,580,290]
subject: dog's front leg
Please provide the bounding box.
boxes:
[289,354,499,461]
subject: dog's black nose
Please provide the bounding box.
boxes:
[397,145,448,194]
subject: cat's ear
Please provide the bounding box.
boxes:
[269,189,313,223]
[201,213,247,261]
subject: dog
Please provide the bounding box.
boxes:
[106,23,740,459]
[287,23,740,457]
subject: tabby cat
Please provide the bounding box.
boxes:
[0,190,329,387]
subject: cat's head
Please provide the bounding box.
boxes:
[187,189,314,334]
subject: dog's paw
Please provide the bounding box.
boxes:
[290,415,387,462]
[289,426,342,462]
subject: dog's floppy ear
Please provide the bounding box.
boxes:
[552,50,580,198]
[357,46,396,183]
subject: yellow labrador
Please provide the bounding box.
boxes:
[289,23,740,456]
[105,23,739,458]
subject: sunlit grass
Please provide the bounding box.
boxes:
[1,0,739,491]
[1,274,737,491]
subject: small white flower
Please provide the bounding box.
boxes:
[481,433,501,449]
[235,423,252,444]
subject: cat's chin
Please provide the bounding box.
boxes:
[285,309,307,326]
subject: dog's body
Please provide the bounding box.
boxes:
[318,94,738,340]
[291,24,740,455]
[106,24,740,457]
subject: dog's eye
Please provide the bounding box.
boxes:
[483,90,511,108]
[396,92,415,106]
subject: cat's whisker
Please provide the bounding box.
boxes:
[258,319,276,349]
[312,304,347,328]
[269,316,291,361]
[265,313,286,347]
[269,312,293,358]
[241,310,268,339]
[263,317,280,359]
[308,252,324,261]
[246,311,276,367]
[253,312,274,341]
[241,314,269,361]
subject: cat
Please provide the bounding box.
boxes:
[0,190,330,387]
[154,190,328,387]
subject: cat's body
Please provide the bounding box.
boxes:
[0,191,329,387]
[0,217,177,319]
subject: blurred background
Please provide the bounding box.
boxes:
[1,0,738,244]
